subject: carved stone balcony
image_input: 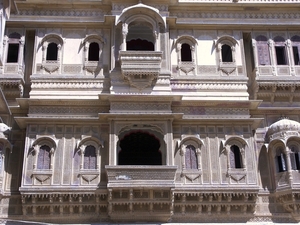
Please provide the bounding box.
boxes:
[105,165,177,188]
[119,51,162,90]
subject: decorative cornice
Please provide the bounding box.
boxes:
[171,82,247,91]
[31,81,104,89]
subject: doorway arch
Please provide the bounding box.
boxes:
[118,131,162,165]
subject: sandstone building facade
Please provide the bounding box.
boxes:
[0,0,300,223]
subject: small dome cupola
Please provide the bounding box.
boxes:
[266,118,300,142]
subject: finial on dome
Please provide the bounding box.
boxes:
[279,115,289,120]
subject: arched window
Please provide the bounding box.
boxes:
[290,145,300,170]
[88,42,100,61]
[181,43,192,62]
[185,145,198,169]
[46,42,58,61]
[230,145,243,169]
[221,44,233,62]
[83,145,97,169]
[275,147,287,173]
[40,34,63,74]
[7,33,21,63]
[126,23,155,51]
[274,36,287,65]
[291,35,300,66]
[256,35,270,66]
[37,145,51,170]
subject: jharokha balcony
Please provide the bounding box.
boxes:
[119,51,163,90]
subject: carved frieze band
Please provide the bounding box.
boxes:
[29,106,109,115]
[110,102,171,112]
[172,107,249,116]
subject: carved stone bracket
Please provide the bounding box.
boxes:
[41,62,60,74]
[177,62,195,75]
[227,170,247,182]
[83,62,102,75]
[181,170,202,182]
[219,63,237,75]
[31,171,52,185]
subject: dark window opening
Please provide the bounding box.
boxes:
[181,43,192,62]
[37,145,51,170]
[84,145,96,169]
[277,153,287,172]
[293,46,300,65]
[295,152,300,170]
[290,146,300,170]
[126,39,154,51]
[118,131,161,165]
[46,42,58,61]
[230,145,242,169]
[7,43,19,63]
[221,44,233,62]
[88,42,99,61]
[275,46,287,65]
[185,145,198,169]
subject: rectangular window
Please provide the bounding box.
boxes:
[7,43,19,63]
[293,46,300,65]
[275,46,287,65]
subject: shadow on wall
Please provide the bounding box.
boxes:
[258,144,272,191]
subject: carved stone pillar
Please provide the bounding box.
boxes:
[196,148,201,169]
[286,146,293,185]
[79,145,85,169]
[268,39,276,76]
[33,145,40,169]
[286,39,295,75]
[251,40,259,76]
[122,23,128,51]
[180,145,186,170]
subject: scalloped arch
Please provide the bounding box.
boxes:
[32,136,58,149]
[268,139,286,153]
[41,33,64,45]
[116,3,166,29]
[215,35,239,47]
[179,136,204,148]
[83,34,105,45]
[223,136,248,149]
[175,35,198,46]
[118,124,164,136]
[78,136,104,149]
